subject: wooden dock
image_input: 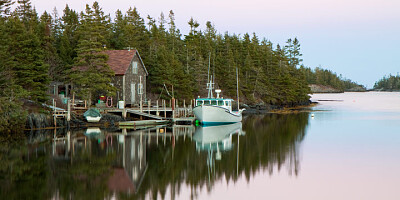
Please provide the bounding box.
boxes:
[106,107,193,120]
[173,117,196,125]
[118,120,169,126]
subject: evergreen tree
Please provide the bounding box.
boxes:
[9,1,49,103]
[0,15,28,133]
[110,9,126,49]
[70,2,115,104]
[58,5,79,67]
[0,0,14,17]
[125,7,149,58]
[39,11,63,82]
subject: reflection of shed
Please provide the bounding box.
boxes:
[108,131,147,194]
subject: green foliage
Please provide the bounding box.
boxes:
[70,2,116,103]
[0,0,14,17]
[300,66,365,92]
[7,0,50,103]
[0,13,28,133]
[373,74,400,91]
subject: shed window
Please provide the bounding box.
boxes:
[132,61,138,74]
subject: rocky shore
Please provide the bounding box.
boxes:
[25,112,126,130]
[242,100,312,114]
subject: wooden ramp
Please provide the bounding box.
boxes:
[126,109,165,120]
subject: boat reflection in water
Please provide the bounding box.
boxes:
[194,122,244,154]
[193,122,245,183]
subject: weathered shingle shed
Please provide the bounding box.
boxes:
[104,49,148,106]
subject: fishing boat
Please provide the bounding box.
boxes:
[193,96,244,125]
[193,69,245,125]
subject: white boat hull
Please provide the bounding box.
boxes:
[193,105,244,125]
[86,116,101,123]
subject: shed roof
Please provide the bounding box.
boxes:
[103,49,148,76]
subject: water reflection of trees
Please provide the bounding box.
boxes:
[0,113,309,200]
[0,129,117,200]
[131,113,309,199]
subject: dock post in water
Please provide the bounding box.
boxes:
[148,99,151,114]
[156,100,159,116]
[164,100,166,118]
[67,100,71,122]
[184,100,186,117]
[53,99,57,128]
[172,98,175,119]
[123,108,127,119]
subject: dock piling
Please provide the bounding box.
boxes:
[156,100,159,116]
[164,100,167,118]
[148,99,151,114]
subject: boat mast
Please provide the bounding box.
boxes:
[207,76,214,98]
[207,52,214,98]
[236,67,240,111]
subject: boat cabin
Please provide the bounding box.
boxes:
[195,98,234,112]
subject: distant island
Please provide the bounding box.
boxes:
[373,74,400,91]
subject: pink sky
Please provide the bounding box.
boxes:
[30,0,400,87]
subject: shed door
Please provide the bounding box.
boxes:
[131,83,136,104]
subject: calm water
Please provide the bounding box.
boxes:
[1,92,400,199]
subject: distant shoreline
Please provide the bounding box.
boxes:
[309,84,366,93]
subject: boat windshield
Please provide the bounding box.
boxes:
[197,100,203,106]
[211,100,217,105]
[204,100,211,105]
[218,100,224,106]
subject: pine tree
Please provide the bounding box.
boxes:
[70,2,115,104]
[0,0,14,17]
[58,5,79,67]
[9,1,49,103]
[285,37,303,68]
[39,11,63,82]
[125,7,149,57]
[110,9,127,49]
[0,15,28,132]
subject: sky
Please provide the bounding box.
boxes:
[30,0,400,88]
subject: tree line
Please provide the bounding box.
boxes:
[0,0,360,132]
[300,66,365,92]
[373,74,400,91]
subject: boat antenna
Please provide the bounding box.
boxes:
[207,52,211,85]
[236,67,240,111]
[212,52,215,85]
